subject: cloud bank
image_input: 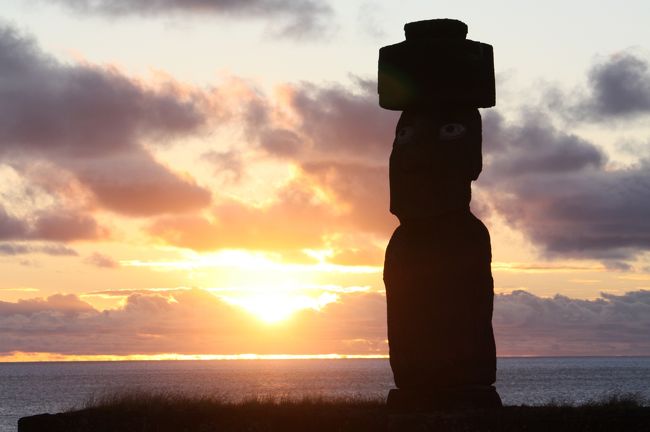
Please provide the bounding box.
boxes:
[0,24,213,245]
[1,288,649,356]
[494,290,650,356]
[146,51,650,267]
[481,109,650,265]
[151,78,397,263]
[2,21,650,270]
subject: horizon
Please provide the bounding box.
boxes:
[4,353,650,364]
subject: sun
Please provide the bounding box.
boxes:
[223,291,338,324]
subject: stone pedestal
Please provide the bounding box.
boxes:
[387,386,502,413]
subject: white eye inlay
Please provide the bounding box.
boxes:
[439,123,466,140]
[395,126,415,145]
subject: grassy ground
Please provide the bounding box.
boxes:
[18,393,650,432]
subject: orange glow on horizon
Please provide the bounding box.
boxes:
[0,352,389,363]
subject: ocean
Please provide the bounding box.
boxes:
[1,357,649,431]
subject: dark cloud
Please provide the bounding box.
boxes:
[0,290,246,355]
[2,288,649,356]
[0,25,213,218]
[0,243,78,256]
[258,128,303,157]
[30,208,108,241]
[0,205,106,242]
[203,150,244,182]
[0,206,29,240]
[0,243,30,255]
[0,26,205,159]
[69,152,212,216]
[290,80,392,161]
[252,79,398,164]
[548,52,650,121]
[85,252,119,268]
[494,290,650,356]
[481,110,650,263]
[480,53,650,264]
[39,244,79,256]
[46,0,333,39]
[580,53,650,119]
[0,293,95,316]
[483,110,605,176]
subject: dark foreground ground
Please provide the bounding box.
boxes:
[19,393,650,432]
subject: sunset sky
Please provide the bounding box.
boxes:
[1,0,650,361]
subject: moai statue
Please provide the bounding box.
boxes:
[379,19,502,411]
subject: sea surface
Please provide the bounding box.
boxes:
[1,357,649,431]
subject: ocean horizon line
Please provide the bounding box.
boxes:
[2,353,650,363]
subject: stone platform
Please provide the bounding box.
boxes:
[387,386,502,413]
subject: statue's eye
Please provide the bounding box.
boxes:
[440,123,466,140]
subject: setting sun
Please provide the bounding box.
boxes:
[222,290,339,323]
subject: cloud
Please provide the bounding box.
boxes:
[149,158,394,263]
[0,293,95,316]
[290,291,387,353]
[579,53,650,119]
[148,79,396,259]
[548,52,650,121]
[68,152,212,216]
[481,110,650,264]
[299,161,393,234]
[46,0,334,39]
[153,69,649,266]
[30,208,108,241]
[0,205,29,240]
[0,288,386,356]
[0,25,205,159]
[0,205,106,242]
[252,79,397,164]
[1,288,649,356]
[149,180,336,252]
[494,290,650,356]
[242,65,650,266]
[203,150,244,182]
[482,110,605,176]
[0,24,213,218]
[6,18,643,268]
[478,52,650,265]
[85,252,119,268]
[0,242,78,256]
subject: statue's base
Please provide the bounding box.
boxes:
[386,386,502,413]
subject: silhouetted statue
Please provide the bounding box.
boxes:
[379,19,502,411]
